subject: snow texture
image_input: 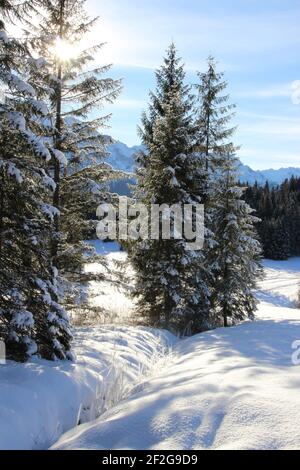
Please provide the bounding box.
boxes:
[1,242,299,451]
[53,149,68,167]
[53,258,300,451]
[0,325,175,450]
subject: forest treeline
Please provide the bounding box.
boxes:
[244,177,300,260]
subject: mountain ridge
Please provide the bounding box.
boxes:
[107,139,300,186]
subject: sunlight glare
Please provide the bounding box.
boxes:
[51,37,78,61]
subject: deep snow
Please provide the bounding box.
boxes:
[1,245,299,451]
[0,241,176,450]
[0,326,175,450]
[53,258,300,451]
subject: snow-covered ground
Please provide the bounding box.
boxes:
[256,258,299,308]
[0,242,171,450]
[1,248,299,451]
[53,257,300,451]
[0,326,175,450]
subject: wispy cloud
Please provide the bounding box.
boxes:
[234,84,292,99]
[291,80,300,105]
[239,120,300,139]
[238,111,300,122]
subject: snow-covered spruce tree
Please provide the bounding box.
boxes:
[27,1,121,288]
[194,57,238,324]
[194,56,237,242]
[130,44,212,333]
[195,57,262,327]
[211,154,263,327]
[194,56,237,175]
[188,57,234,315]
[0,3,72,361]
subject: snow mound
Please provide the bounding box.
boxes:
[52,309,300,451]
[0,326,176,450]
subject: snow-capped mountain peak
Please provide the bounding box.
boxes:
[107,139,300,186]
[107,140,144,173]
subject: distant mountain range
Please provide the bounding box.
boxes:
[236,164,300,186]
[107,140,143,173]
[107,140,300,186]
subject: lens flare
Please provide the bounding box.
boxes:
[51,37,78,61]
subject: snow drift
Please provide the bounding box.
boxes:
[0,326,176,450]
[53,259,300,451]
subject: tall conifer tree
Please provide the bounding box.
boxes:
[195,58,262,326]
[27,0,122,277]
[211,154,262,326]
[130,44,212,333]
[0,0,72,360]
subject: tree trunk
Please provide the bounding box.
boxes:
[205,112,210,172]
[205,73,211,173]
[164,292,172,329]
[51,0,65,266]
[0,172,4,260]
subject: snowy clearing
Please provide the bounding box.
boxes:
[1,242,175,450]
[81,241,137,324]
[53,258,300,451]
[256,258,299,308]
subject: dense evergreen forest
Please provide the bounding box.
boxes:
[244,177,300,260]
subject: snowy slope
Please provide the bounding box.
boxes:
[256,258,300,308]
[107,139,300,186]
[53,258,300,451]
[0,243,176,450]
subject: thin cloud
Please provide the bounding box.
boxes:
[238,111,300,123]
[291,80,300,105]
[234,84,292,99]
[239,121,300,138]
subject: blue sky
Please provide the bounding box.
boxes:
[87,0,300,170]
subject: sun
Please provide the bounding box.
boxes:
[51,37,79,61]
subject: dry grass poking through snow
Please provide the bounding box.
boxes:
[72,243,138,327]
